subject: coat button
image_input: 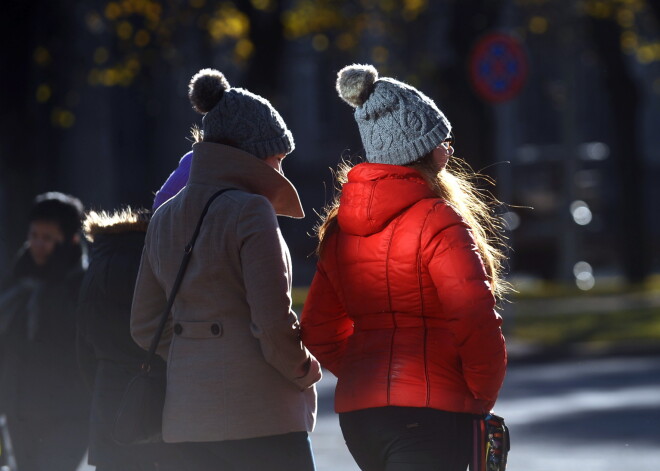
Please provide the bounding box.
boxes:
[174,323,183,335]
[211,323,221,336]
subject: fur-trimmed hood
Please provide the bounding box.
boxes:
[83,208,150,242]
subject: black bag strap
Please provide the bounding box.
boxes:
[142,188,234,370]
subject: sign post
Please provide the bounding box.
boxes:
[469,33,529,280]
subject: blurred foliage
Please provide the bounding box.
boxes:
[282,0,428,51]
[32,0,440,130]
[513,307,660,346]
[39,0,434,88]
[31,0,660,132]
[514,0,660,65]
[83,0,252,88]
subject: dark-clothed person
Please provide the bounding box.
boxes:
[0,192,89,471]
[76,209,185,471]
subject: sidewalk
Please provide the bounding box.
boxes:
[311,375,359,471]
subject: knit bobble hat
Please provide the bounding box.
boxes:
[336,64,452,166]
[188,68,294,159]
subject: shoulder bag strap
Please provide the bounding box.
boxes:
[142,188,234,369]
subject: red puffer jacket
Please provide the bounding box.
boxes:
[301,163,506,415]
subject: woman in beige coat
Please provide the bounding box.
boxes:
[131,69,321,471]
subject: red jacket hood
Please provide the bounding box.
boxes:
[338,163,436,236]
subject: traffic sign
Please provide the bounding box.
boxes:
[469,32,528,103]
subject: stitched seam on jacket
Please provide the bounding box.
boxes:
[385,214,403,404]
[366,181,377,223]
[332,232,348,377]
[418,203,436,407]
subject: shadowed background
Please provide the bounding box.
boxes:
[2,0,660,336]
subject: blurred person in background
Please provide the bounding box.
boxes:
[0,191,90,471]
[76,197,190,470]
[130,68,321,471]
[301,64,508,471]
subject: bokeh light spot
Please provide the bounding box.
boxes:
[36,84,51,103]
[135,30,150,47]
[379,0,396,12]
[570,200,593,226]
[336,32,356,50]
[86,12,104,34]
[574,261,595,291]
[33,47,51,66]
[620,31,638,53]
[51,108,76,129]
[616,8,634,28]
[94,47,109,64]
[235,39,254,60]
[529,16,548,34]
[105,2,121,20]
[312,34,329,51]
[372,46,389,63]
[502,211,521,231]
[250,0,273,11]
[117,21,133,40]
[637,45,653,63]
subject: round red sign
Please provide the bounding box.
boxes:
[469,33,528,103]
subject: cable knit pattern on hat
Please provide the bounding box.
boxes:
[189,69,294,159]
[336,64,451,165]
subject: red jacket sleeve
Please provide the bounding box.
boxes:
[301,263,354,376]
[424,205,507,406]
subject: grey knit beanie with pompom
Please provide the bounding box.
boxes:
[188,68,294,159]
[336,64,451,166]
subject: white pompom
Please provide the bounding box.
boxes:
[336,64,378,108]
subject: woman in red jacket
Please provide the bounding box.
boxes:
[301,64,508,471]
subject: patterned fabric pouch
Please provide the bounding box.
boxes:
[470,412,510,471]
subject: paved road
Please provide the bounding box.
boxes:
[495,355,660,471]
[311,354,660,471]
[77,354,660,470]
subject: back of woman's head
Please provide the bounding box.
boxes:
[187,68,294,160]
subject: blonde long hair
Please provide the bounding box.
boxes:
[315,154,510,301]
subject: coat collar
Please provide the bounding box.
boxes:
[189,142,304,218]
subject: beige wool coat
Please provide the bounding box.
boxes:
[131,142,320,443]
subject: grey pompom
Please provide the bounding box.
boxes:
[188,68,230,114]
[336,64,379,108]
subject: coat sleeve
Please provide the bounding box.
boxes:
[301,262,353,377]
[130,246,172,360]
[238,196,321,390]
[424,207,506,409]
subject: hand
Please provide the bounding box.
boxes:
[295,355,322,389]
